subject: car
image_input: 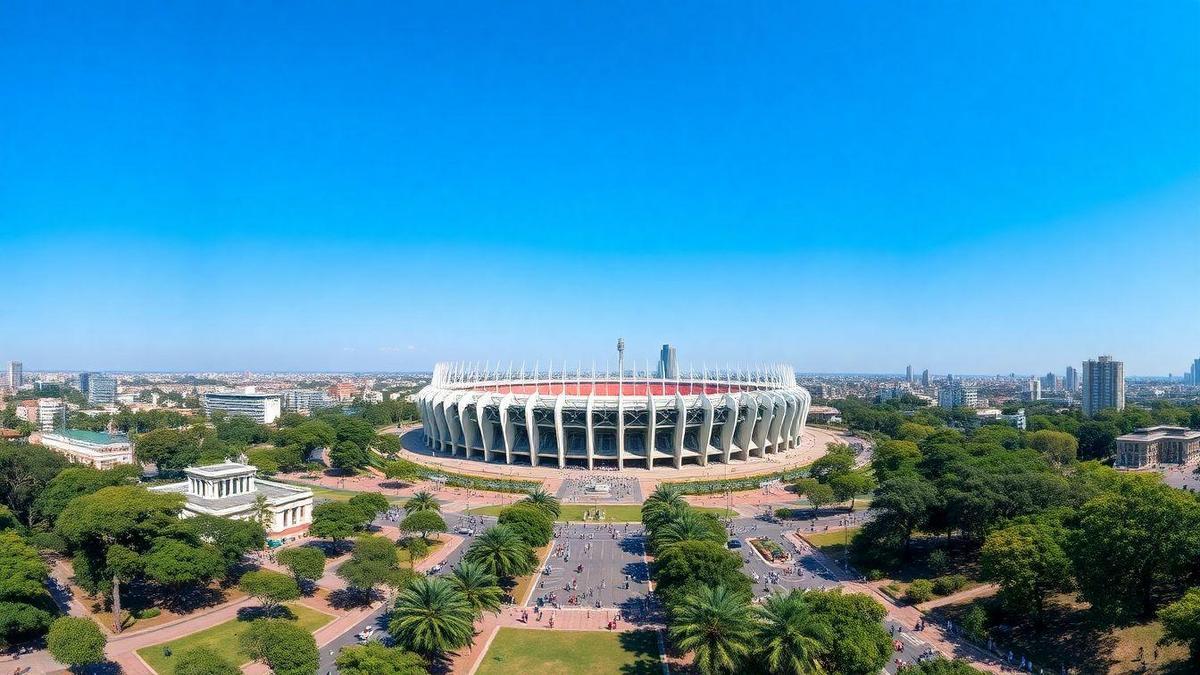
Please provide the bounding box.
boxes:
[427,563,444,575]
[727,539,742,549]
[456,526,475,536]
[356,627,375,641]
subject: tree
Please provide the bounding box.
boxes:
[980,523,1072,626]
[142,539,226,589]
[795,480,836,516]
[642,484,686,528]
[1159,587,1200,659]
[0,443,70,527]
[802,590,891,675]
[330,441,370,470]
[349,492,391,521]
[497,504,553,547]
[1026,430,1078,465]
[183,515,265,570]
[240,619,319,675]
[809,445,855,483]
[464,526,536,580]
[404,491,439,514]
[870,440,921,483]
[275,420,336,455]
[238,570,300,614]
[450,560,504,618]
[754,590,831,675]
[668,585,756,675]
[55,486,187,633]
[828,471,876,512]
[1075,420,1119,460]
[46,617,107,668]
[335,642,426,675]
[276,546,326,586]
[520,487,561,518]
[649,509,726,554]
[134,428,200,473]
[310,501,371,544]
[34,465,138,525]
[401,510,448,541]
[388,576,477,657]
[172,645,240,675]
[373,434,403,456]
[653,540,752,610]
[0,531,55,646]
[337,535,413,599]
[1068,478,1200,620]
[866,474,938,555]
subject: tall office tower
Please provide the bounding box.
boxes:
[1027,378,1042,401]
[83,373,117,404]
[905,365,913,383]
[1082,355,1125,416]
[1191,358,1200,387]
[921,369,930,387]
[7,361,22,390]
[657,344,678,379]
[1065,366,1079,392]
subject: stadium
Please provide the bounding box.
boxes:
[415,359,811,471]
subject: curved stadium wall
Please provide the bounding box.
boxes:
[416,362,810,470]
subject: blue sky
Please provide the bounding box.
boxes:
[1,2,1197,374]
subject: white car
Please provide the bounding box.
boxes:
[356,627,375,641]
[456,527,474,536]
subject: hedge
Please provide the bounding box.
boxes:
[663,465,812,495]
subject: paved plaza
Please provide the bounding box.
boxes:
[555,475,643,503]
[532,522,650,612]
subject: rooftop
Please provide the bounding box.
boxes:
[185,462,257,478]
[1117,426,1200,442]
[155,478,310,510]
[44,429,131,445]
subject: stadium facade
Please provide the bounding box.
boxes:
[416,362,810,470]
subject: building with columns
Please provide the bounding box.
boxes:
[150,462,313,540]
[1115,426,1200,469]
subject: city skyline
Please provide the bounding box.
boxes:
[2,2,1198,373]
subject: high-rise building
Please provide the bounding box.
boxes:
[1190,358,1200,387]
[657,344,678,379]
[16,398,64,431]
[1064,366,1079,392]
[1082,355,1125,416]
[282,389,334,413]
[1027,378,1042,401]
[7,361,22,390]
[81,373,117,404]
[921,369,930,387]
[203,388,282,424]
[938,383,978,409]
[905,365,913,383]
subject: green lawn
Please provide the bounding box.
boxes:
[276,479,406,504]
[136,603,334,674]
[477,628,662,675]
[467,503,733,522]
[800,526,860,549]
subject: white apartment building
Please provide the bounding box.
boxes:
[938,383,978,409]
[150,462,313,539]
[203,388,282,424]
[16,398,64,431]
[281,389,334,413]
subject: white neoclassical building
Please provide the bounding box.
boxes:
[151,462,313,540]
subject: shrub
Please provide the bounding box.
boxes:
[960,604,989,642]
[774,507,792,520]
[932,574,969,596]
[665,466,811,495]
[866,569,885,581]
[497,504,554,547]
[135,608,161,619]
[905,579,934,603]
[405,537,430,561]
[926,549,950,576]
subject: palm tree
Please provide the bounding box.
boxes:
[642,484,687,530]
[652,510,725,552]
[668,585,756,675]
[464,525,536,579]
[388,576,476,657]
[520,487,561,518]
[449,561,503,618]
[405,491,439,514]
[754,591,830,675]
